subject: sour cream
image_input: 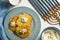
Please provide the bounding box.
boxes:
[20,29,27,34]
[10,21,16,26]
[42,29,59,40]
[22,17,28,23]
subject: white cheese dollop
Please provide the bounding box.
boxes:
[10,22,16,26]
[22,17,28,23]
[20,29,27,34]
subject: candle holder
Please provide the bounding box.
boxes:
[47,4,60,25]
[29,0,60,25]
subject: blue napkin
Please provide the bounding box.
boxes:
[0,0,9,40]
[0,9,9,40]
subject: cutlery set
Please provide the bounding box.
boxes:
[29,0,60,25]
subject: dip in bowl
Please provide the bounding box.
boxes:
[40,27,60,40]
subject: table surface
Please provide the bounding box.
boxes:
[1,0,60,40]
[10,0,60,40]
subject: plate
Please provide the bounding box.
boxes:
[3,7,41,40]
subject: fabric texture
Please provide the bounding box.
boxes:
[0,0,9,40]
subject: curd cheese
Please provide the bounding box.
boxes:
[42,29,59,40]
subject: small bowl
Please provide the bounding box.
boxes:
[40,27,60,40]
[1,0,21,7]
[9,0,21,6]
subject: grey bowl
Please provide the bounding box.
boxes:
[40,27,60,40]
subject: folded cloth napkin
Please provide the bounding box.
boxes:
[0,0,9,40]
[0,9,9,40]
[0,24,8,40]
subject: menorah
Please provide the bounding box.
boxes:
[46,5,60,25]
[29,0,60,25]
